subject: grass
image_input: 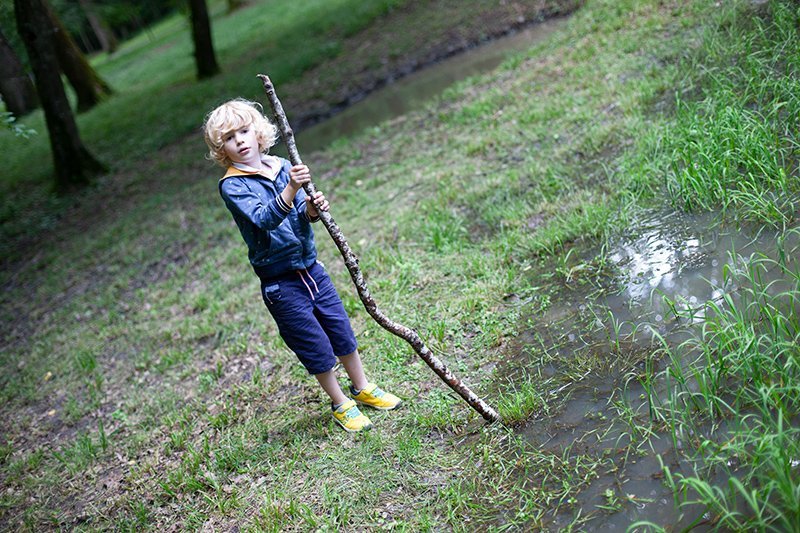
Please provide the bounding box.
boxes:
[1,0,798,529]
[0,0,574,263]
[660,1,800,224]
[612,4,799,529]
[632,236,800,531]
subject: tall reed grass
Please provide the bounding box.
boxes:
[662,1,799,225]
[625,2,800,528]
[640,228,800,530]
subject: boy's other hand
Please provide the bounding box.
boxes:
[306,191,329,218]
[289,164,312,190]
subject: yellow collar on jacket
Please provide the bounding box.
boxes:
[220,155,281,181]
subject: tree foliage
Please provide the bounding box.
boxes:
[1,110,35,138]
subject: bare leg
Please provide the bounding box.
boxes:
[338,350,368,391]
[315,369,348,405]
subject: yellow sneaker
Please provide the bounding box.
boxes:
[332,400,373,432]
[350,383,402,411]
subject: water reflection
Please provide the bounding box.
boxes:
[603,210,786,328]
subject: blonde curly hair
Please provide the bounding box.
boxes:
[203,98,279,167]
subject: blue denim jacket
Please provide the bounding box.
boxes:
[219,157,318,280]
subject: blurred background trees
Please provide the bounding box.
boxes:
[1,0,218,190]
[0,0,178,59]
[188,0,220,79]
[1,0,176,117]
[0,25,38,117]
[14,0,105,191]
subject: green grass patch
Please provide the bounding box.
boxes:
[656,1,799,223]
[1,0,799,529]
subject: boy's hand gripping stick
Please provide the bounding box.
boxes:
[258,74,500,423]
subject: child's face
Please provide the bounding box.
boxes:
[223,123,260,164]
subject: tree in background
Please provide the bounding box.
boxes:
[15,0,104,191]
[188,0,220,79]
[44,0,113,112]
[78,0,118,54]
[227,0,246,14]
[0,26,38,117]
[0,0,177,57]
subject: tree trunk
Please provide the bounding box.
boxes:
[43,0,113,112]
[0,27,39,117]
[227,0,246,14]
[15,0,105,192]
[188,0,220,79]
[78,0,118,54]
[259,74,501,423]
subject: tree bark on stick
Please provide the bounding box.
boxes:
[259,74,500,423]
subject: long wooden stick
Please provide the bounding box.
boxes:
[258,74,500,423]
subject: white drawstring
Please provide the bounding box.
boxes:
[296,268,320,300]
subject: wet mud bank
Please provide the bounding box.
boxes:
[275,0,583,136]
[500,209,800,529]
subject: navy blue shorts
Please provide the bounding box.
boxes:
[260,261,358,375]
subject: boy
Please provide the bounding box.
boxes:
[203,99,400,432]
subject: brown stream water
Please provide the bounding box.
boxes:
[273,19,562,155]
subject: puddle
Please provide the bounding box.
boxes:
[531,210,797,355]
[509,209,799,529]
[274,19,563,154]
[523,372,720,531]
[604,210,796,328]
